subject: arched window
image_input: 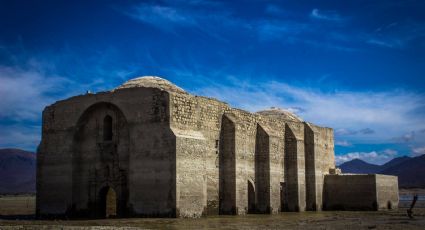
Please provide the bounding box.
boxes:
[103,115,113,141]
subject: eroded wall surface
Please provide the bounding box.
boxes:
[39,80,374,219]
[323,174,398,211]
[324,174,377,210]
[376,175,399,210]
[38,88,176,218]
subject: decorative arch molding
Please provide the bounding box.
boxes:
[74,102,129,140]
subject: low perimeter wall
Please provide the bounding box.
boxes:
[323,174,398,211]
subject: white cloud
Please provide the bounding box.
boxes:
[336,149,397,165]
[411,146,425,157]
[0,124,40,151]
[190,76,425,144]
[392,131,416,143]
[0,65,71,121]
[0,53,131,150]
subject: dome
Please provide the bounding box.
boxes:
[256,107,303,122]
[115,76,186,94]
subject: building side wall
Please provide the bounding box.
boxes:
[304,124,316,211]
[323,174,377,210]
[255,125,270,213]
[170,94,229,214]
[170,93,289,215]
[232,110,257,215]
[257,124,285,214]
[37,110,74,216]
[174,129,207,217]
[376,175,399,210]
[305,123,335,211]
[284,122,306,212]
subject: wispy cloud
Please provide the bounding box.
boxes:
[265,4,286,15]
[255,20,308,41]
[335,128,358,136]
[310,8,343,21]
[336,149,398,165]
[367,21,425,49]
[335,140,352,147]
[367,38,403,49]
[122,2,358,51]
[335,128,375,136]
[125,3,197,32]
[359,128,375,135]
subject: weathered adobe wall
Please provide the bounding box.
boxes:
[38,87,176,217]
[323,174,378,210]
[376,175,399,210]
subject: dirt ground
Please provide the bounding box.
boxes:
[1,194,424,230]
[0,195,35,216]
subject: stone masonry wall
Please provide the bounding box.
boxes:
[38,87,176,217]
[376,175,399,210]
[305,123,335,211]
[323,174,377,210]
[39,80,340,218]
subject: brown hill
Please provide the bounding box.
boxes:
[339,155,425,188]
[0,148,36,194]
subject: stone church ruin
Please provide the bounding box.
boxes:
[37,76,399,218]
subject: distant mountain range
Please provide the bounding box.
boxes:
[339,154,425,188]
[0,148,36,194]
[1,148,424,194]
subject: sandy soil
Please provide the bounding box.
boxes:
[1,195,424,229]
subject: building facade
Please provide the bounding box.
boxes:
[37,76,399,218]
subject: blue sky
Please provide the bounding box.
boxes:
[1,0,425,165]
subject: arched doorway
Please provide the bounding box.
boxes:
[99,186,117,218]
[248,180,256,213]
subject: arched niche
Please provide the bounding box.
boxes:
[72,102,130,218]
[103,115,113,141]
[219,114,236,215]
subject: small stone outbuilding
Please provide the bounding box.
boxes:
[37,76,399,218]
